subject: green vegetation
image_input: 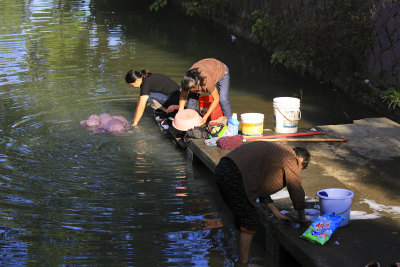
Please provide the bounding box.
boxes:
[250,1,373,78]
[150,0,399,116]
[151,0,373,80]
[150,0,229,16]
[149,0,168,12]
[382,87,400,110]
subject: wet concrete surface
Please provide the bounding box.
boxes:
[187,117,400,266]
[313,117,400,208]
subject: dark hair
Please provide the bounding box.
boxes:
[181,68,204,91]
[293,147,311,169]
[125,69,152,83]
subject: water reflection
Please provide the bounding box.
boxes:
[0,0,375,265]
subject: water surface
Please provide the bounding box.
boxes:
[0,0,373,265]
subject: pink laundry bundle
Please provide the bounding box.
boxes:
[80,113,130,133]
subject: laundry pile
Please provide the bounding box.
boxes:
[80,113,130,133]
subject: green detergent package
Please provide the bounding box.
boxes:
[207,123,227,138]
[300,213,344,245]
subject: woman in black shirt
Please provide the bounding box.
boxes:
[125,69,180,126]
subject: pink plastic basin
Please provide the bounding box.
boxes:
[172,109,203,131]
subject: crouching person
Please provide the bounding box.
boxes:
[214,141,311,264]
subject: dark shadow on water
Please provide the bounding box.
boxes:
[92,0,377,129]
[191,159,296,267]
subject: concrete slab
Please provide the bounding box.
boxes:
[318,117,400,160]
[186,117,400,266]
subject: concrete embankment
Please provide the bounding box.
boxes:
[187,117,400,266]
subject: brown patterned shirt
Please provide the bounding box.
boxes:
[224,141,306,210]
[189,58,226,94]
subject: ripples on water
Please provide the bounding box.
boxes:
[0,109,239,265]
[0,0,244,265]
[0,0,376,265]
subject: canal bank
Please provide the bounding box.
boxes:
[3,0,398,264]
[186,117,400,266]
[167,0,400,125]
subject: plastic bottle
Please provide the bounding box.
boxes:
[227,113,239,136]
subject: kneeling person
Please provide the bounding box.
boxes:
[125,69,181,126]
[214,141,311,264]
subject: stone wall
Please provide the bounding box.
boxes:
[368,0,400,89]
[170,0,400,122]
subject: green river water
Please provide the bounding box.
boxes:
[0,0,374,265]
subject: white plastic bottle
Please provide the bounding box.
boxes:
[227,113,239,136]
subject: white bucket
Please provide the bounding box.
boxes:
[317,188,354,227]
[273,97,301,133]
[240,113,264,136]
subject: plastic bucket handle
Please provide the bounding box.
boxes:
[276,106,302,121]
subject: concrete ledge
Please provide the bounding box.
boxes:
[186,118,400,266]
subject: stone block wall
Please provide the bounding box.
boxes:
[173,0,400,89]
[368,0,400,89]
[170,0,400,122]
